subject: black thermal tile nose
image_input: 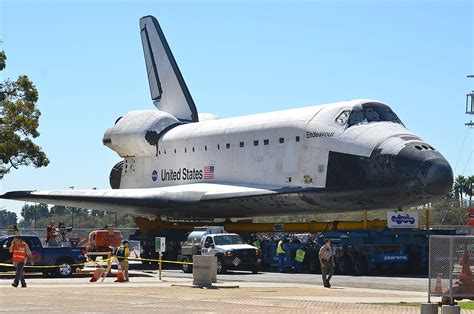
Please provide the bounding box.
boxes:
[423,160,453,195]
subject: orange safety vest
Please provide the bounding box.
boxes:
[12,243,28,263]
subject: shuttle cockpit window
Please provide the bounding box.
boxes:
[347,103,403,127]
[336,110,351,125]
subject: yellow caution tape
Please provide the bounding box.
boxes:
[127,257,193,265]
[0,256,192,270]
[0,263,85,269]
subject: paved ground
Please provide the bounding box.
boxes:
[164,269,429,292]
[0,270,469,313]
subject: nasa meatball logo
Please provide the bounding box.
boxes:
[391,213,415,225]
[151,170,158,182]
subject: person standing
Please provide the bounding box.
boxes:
[252,235,261,250]
[9,236,34,288]
[319,239,335,288]
[46,220,58,246]
[277,238,287,272]
[115,240,130,282]
[292,244,306,273]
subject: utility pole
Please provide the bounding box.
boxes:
[69,186,75,228]
[465,75,474,233]
[466,74,473,208]
[466,74,474,127]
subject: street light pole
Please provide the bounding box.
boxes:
[69,186,74,229]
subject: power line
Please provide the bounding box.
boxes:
[454,128,470,172]
[461,150,473,176]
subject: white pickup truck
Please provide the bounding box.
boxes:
[179,226,261,274]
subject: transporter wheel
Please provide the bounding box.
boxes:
[309,258,321,274]
[352,256,369,276]
[336,256,352,275]
[407,250,421,275]
[182,257,193,273]
[142,249,158,267]
[217,257,226,274]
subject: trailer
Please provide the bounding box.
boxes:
[260,229,460,276]
[129,216,462,275]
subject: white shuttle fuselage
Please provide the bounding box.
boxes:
[106,99,413,191]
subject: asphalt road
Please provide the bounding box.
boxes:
[159,269,429,292]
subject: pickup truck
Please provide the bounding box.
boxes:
[0,235,87,278]
[179,226,261,274]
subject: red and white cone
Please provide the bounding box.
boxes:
[435,273,442,294]
[116,264,124,282]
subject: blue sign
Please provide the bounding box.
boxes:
[152,170,158,182]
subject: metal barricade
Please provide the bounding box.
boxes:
[429,235,474,304]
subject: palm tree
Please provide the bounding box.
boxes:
[453,175,467,207]
[467,175,474,205]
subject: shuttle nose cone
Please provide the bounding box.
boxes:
[423,160,453,195]
[394,142,454,196]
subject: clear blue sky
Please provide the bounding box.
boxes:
[1,0,473,216]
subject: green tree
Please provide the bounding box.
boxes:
[466,175,474,199]
[50,205,68,216]
[91,209,105,218]
[0,50,49,173]
[453,175,467,207]
[0,209,17,227]
[19,203,49,227]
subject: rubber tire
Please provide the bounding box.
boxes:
[352,256,369,276]
[337,256,352,275]
[182,257,193,273]
[309,258,321,274]
[217,257,226,274]
[56,259,74,278]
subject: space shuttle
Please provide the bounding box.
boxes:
[1,15,454,219]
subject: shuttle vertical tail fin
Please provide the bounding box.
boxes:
[139,15,198,122]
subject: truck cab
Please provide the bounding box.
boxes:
[179,226,261,274]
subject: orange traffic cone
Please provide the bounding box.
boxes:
[90,268,106,282]
[115,264,124,282]
[435,273,442,294]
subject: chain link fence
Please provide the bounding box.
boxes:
[429,235,474,304]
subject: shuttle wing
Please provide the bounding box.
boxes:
[1,183,279,218]
[140,15,198,122]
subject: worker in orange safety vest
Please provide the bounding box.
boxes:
[9,236,34,288]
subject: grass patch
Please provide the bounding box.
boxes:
[459,302,474,310]
[364,301,474,310]
[363,302,420,308]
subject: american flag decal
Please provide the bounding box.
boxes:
[204,165,214,179]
